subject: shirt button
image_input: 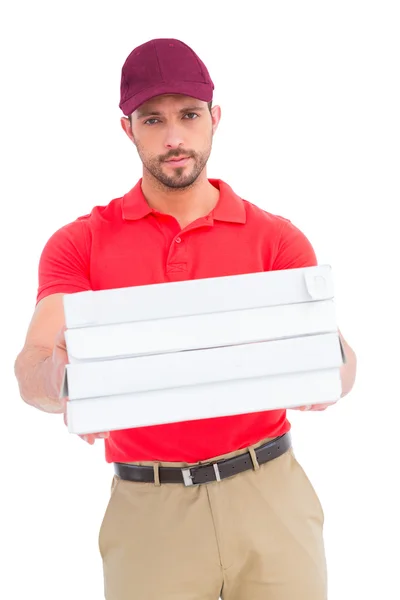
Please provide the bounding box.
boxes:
[175,237,182,243]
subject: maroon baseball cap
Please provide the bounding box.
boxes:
[119,38,214,116]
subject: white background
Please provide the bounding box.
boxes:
[1,1,399,599]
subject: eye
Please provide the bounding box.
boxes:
[143,118,160,125]
[184,113,199,120]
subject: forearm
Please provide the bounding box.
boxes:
[339,331,357,397]
[14,347,63,413]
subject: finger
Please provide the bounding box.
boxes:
[80,434,95,444]
[78,432,110,443]
[61,397,69,426]
[55,325,67,348]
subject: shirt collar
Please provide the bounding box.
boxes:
[121,178,246,224]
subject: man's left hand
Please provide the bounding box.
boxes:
[291,402,336,412]
[61,397,110,444]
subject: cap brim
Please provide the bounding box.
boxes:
[120,81,213,116]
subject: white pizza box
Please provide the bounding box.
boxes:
[63,332,343,400]
[62,265,334,329]
[64,333,345,433]
[66,367,342,435]
[64,299,337,363]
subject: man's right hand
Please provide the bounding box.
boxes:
[46,326,110,444]
[15,294,110,443]
[44,325,69,410]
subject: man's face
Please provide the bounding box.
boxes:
[124,94,220,189]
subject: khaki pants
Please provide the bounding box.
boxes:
[98,438,327,599]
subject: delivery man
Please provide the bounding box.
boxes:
[14,38,357,600]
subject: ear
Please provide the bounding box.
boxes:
[210,105,221,135]
[120,116,136,144]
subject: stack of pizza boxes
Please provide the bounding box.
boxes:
[60,265,345,435]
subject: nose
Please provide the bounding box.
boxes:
[163,124,186,150]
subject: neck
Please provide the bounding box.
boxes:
[141,170,220,228]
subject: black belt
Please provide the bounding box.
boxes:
[114,433,291,487]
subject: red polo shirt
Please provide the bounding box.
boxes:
[37,178,317,463]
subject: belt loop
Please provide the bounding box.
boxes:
[153,463,161,486]
[248,446,260,471]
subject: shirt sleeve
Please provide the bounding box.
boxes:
[36,219,92,305]
[271,217,318,270]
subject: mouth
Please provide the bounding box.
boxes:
[165,156,192,167]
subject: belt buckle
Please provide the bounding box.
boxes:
[181,467,195,486]
[181,463,222,486]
